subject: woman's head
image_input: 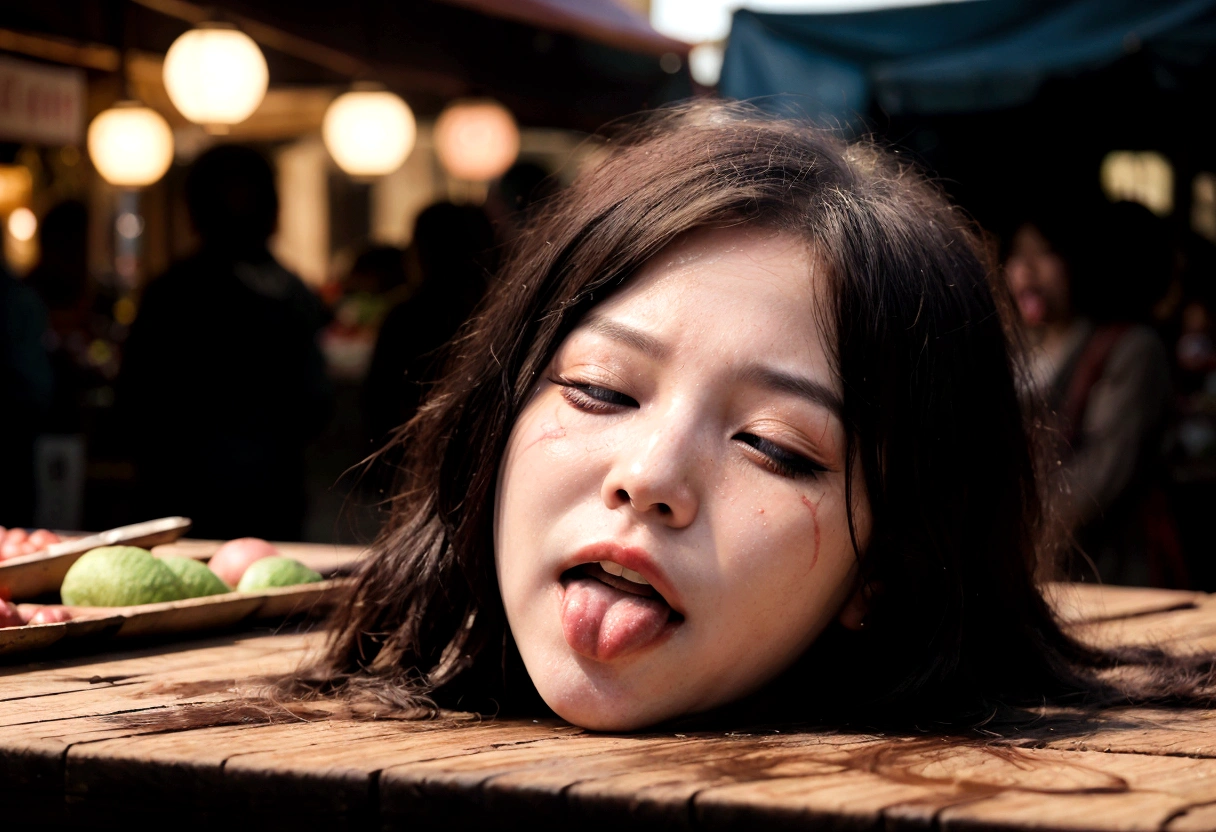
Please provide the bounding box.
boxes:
[324,101,1073,730]
[185,145,278,252]
[496,225,870,728]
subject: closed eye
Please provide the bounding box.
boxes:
[553,378,639,413]
[733,432,826,479]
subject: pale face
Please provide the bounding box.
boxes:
[1005,224,1071,328]
[494,226,871,731]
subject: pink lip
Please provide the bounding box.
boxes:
[562,542,685,614]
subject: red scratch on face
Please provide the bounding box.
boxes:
[522,419,567,453]
[800,495,821,571]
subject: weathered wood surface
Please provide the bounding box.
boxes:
[3,584,1216,829]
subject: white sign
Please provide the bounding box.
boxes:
[0,56,85,145]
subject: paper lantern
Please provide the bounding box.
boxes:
[322,88,416,177]
[163,24,268,128]
[434,99,520,182]
[7,207,37,242]
[87,103,175,187]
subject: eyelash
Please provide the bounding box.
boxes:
[733,433,826,479]
[551,377,826,480]
[553,377,639,412]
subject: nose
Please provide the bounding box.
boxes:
[1005,256,1032,290]
[601,417,700,529]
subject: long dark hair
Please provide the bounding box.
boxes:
[303,101,1210,726]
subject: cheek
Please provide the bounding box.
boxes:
[716,484,856,624]
[799,495,822,572]
[502,400,583,497]
[1005,261,1030,292]
[1039,257,1070,296]
[495,395,607,561]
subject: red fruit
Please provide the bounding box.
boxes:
[1,601,24,629]
[28,529,61,548]
[28,606,73,625]
[208,537,280,587]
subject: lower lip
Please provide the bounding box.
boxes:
[560,572,680,662]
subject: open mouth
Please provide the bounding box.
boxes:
[559,562,683,661]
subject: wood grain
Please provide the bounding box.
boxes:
[4,583,1216,828]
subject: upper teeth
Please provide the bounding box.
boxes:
[599,561,650,585]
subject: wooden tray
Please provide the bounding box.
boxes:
[0,516,192,601]
[2,526,367,659]
[150,538,365,577]
[0,579,351,657]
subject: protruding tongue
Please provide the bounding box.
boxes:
[562,576,671,661]
[1016,290,1047,326]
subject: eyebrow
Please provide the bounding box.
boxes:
[579,315,843,419]
[581,316,669,359]
[738,364,845,419]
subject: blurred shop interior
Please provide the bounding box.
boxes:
[1,0,691,544]
[5,0,1216,587]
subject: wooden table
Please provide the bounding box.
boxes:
[4,583,1216,830]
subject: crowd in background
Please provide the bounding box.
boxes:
[3,143,1216,590]
[1,145,549,546]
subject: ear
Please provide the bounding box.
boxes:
[837,581,871,631]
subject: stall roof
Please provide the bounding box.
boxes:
[720,0,1216,126]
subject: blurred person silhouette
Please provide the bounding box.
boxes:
[485,161,558,241]
[328,245,409,341]
[26,201,89,327]
[1005,200,1180,586]
[24,200,96,529]
[362,202,496,457]
[118,145,332,540]
[1161,233,1216,587]
[345,245,410,298]
[0,262,52,527]
[1170,233,1216,386]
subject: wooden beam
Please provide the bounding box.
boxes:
[0,28,120,72]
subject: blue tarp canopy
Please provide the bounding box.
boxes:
[720,0,1216,127]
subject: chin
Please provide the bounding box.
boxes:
[536,665,694,732]
[547,696,667,732]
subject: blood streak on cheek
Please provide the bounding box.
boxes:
[519,419,567,454]
[799,495,821,571]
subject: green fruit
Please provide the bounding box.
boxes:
[60,546,187,606]
[159,556,230,599]
[236,557,323,591]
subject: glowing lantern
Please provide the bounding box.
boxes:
[322,87,416,177]
[163,24,269,129]
[7,207,37,242]
[434,99,520,181]
[87,103,175,187]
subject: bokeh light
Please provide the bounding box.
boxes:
[322,89,417,178]
[434,99,520,182]
[7,207,37,242]
[87,103,175,187]
[163,25,268,129]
